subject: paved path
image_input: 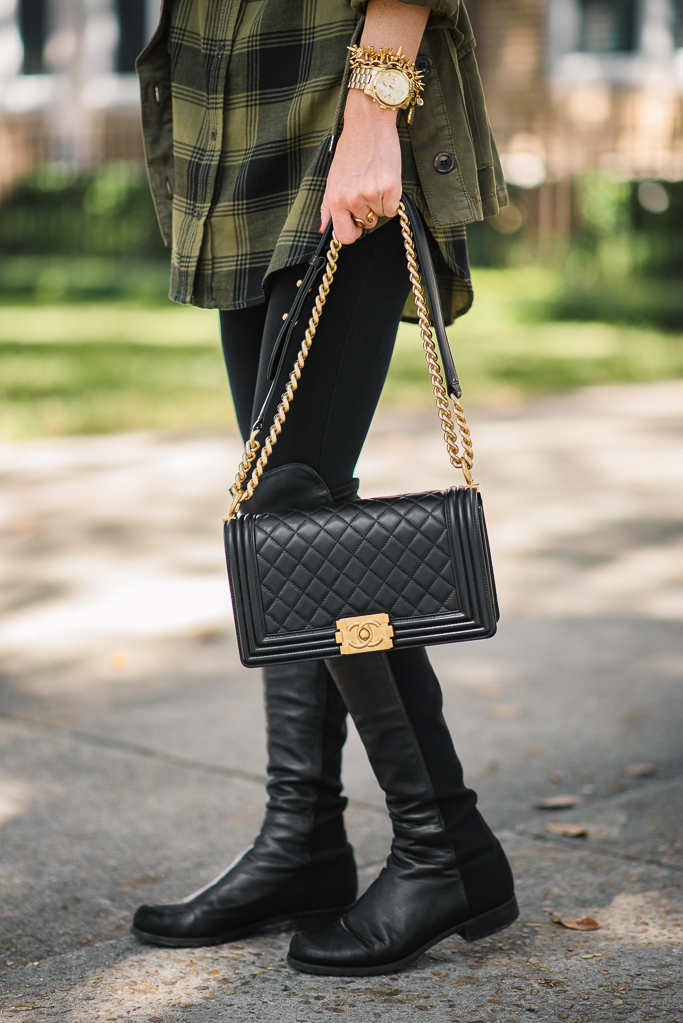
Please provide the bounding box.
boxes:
[0,382,682,1021]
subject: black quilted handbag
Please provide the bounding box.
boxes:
[224,195,499,667]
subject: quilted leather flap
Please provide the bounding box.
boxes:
[248,491,463,637]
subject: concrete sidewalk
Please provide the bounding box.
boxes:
[0,382,682,1021]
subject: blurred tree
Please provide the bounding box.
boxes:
[0,161,166,258]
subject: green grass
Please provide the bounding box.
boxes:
[387,267,683,408]
[1,267,682,438]
[0,301,230,436]
[0,257,170,304]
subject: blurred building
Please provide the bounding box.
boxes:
[469,0,683,238]
[0,0,159,193]
[474,0,683,179]
[1,0,683,208]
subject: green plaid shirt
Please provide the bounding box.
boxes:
[137,0,506,323]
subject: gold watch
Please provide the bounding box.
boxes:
[347,45,424,124]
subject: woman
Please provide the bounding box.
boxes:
[131,0,517,976]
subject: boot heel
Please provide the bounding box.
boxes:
[456,895,519,943]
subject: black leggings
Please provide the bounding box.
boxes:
[220,217,495,879]
[219,216,411,493]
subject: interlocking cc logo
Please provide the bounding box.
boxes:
[335,613,394,655]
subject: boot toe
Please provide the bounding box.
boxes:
[131,902,197,941]
[132,902,162,933]
[288,921,371,974]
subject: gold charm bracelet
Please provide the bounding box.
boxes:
[347,45,424,124]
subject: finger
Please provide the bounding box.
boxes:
[380,185,402,219]
[319,199,331,233]
[330,204,362,245]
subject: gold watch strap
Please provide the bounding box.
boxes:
[348,69,374,90]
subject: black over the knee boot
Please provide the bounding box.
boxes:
[131,466,358,948]
[288,649,518,975]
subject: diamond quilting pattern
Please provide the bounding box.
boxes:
[251,493,461,636]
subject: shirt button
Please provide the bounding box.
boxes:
[434,152,455,174]
[194,210,202,220]
[216,42,225,54]
[210,129,217,140]
[415,54,432,76]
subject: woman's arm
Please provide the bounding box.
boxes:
[320,0,430,245]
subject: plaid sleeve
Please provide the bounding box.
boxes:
[138,0,501,320]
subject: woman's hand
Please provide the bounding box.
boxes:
[321,92,402,245]
[319,0,430,245]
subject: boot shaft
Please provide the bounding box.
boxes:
[261,659,351,868]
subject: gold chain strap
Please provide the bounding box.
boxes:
[226,234,343,519]
[396,203,475,487]
[226,202,475,519]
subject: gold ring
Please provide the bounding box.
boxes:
[366,210,376,225]
[351,215,365,229]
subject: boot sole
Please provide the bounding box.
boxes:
[287,894,520,977]
[129,903,355,949]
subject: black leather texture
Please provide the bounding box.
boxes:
[225,485,498,667]
[255,222,335,431]
[224,199,498,668]
[288,652,517,975]
[131,659,357,946]
[241,464,334,516]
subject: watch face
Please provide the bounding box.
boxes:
[374,69,410,107]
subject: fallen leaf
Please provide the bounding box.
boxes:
[117,875,158,888]
[625,763,658,777]
[545,822,588,838]
[479,683,506,700]
[535,795,583,809]
[486,704,527,719]
[108,650,128,671]
[550,915,600,931]
[193,626,224,642]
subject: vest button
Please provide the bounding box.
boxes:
[434,152,455,174]
[415,54,432,76]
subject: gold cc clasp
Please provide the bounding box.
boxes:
[335,613,394,655]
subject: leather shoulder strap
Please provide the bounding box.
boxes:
[251,196,461,433]
[251,220,335,431]
[400,193,462,400]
